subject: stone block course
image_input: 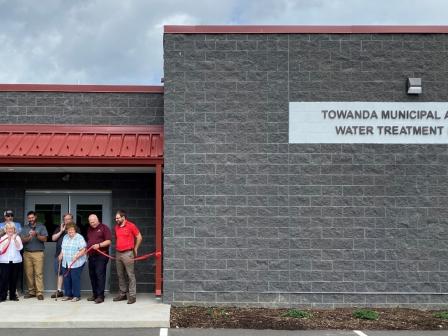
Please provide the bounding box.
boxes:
[0,91,164,125]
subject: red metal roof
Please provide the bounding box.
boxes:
[0,125,163,166]
[0,84,164,93]
[164,25,448,34]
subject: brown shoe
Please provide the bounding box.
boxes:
[94,297,104,304]
[37,295,44,300]
[113,294,127,302]
[51,291,64,298]
[87,296,96,301]
[24,293,36,299]
[127,296,136,304]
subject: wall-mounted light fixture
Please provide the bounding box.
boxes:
[407,78,422,95]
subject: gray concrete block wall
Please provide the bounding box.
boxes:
[163,32,448,308]
[0,91,164,125]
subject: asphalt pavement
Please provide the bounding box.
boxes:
[1,329,447,336]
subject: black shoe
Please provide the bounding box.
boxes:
[24,293,36,299]
[9,297,19,301]
[87,296,96,301]
[127,296,136,304]
[94,297,104,304]
[37,294,44,300]
[113,294,127,302]
[51,290,64,298]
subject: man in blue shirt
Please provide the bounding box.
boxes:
[0,210,22,235]
[21,211,48,300]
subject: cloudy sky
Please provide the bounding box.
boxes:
[1,0,447,85]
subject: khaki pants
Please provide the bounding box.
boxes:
[23,251,44,296]
[116,250,136,298]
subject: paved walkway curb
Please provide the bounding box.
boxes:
[0,294,170,328]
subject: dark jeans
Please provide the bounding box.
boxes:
[62,264,84,298]
[0,262,21,300]
[18,250,23,293]
[88,254,108,299]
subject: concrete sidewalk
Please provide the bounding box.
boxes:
[0,293,170,328]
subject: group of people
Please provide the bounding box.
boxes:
[0,209,142,304]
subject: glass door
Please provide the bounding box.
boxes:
[70,194,112,292]
[25,191,112,293]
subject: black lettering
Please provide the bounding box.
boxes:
[335,126,375,135]
[377,125,444,136]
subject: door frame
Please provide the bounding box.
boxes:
[25,190,112,292]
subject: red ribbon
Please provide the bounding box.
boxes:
[0,236,11,255]
[63,245,161,277]
[91,247,162,261]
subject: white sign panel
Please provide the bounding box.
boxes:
[289,102,448,144]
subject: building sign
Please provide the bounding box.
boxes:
[289,102,448,144]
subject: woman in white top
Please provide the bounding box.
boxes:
[0,222,23,302]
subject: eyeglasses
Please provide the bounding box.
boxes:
[5,214,12,217]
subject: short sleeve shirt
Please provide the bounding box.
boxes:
[21,223,48,252]
[61,233,86,268]
[114,220,140,252]
[87,223,112,255]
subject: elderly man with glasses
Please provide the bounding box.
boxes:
[113,209,142,304]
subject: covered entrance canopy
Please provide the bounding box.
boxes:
[0,124,163,165]
[0,124,164,296]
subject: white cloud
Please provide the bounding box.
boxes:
[0,0,447,84]
[155,13,199,30]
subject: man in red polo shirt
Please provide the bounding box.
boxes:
[113,210,142,304]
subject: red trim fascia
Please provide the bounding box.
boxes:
[155,163,163,297]
[164,25,448,34]
[0,158,163,166]
[0,84,164,93]
[0,124,163,134]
